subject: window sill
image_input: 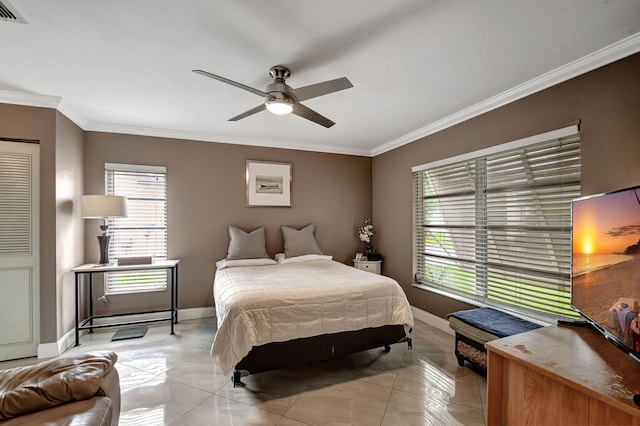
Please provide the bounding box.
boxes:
[412,282,553,326]
[105,286,168,296]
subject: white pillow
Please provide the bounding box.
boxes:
[277,254,333,264]
[215,258,277,270]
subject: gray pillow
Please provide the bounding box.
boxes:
[226,225,269,260]
[281,224,323,258]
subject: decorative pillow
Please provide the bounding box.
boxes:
[281,224,323,258]
[226,225,269,260]
[215,258,277,270]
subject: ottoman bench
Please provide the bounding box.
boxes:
[447,307,542,375]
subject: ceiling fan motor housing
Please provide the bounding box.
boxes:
[269,65,291,81]
[267,66,293,102]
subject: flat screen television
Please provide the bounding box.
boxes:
[571,185,640,358]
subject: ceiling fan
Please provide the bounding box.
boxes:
[192,66,353,128]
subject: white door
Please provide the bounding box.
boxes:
[0,140,39,361]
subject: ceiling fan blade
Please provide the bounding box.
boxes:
[228,104,266,121]
[193,70,267,97]
[292,103,335,128]
[290,77,353,102]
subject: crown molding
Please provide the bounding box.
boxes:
[56,98,91,128]
[0,89,91,128]
[371,32,640,157]
[0,89,62,109]
[85,122,371,157]
[0,89,368,155]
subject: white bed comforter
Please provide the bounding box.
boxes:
[211,259,414,375]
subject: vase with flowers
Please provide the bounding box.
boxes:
[358,219,375,257]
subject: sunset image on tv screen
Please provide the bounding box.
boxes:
[571,186,640,351]
[573,190,640,258]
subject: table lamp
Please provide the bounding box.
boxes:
[81,195,128,265]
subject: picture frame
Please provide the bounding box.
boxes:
[355,253,363,261]
[246,160,292,207]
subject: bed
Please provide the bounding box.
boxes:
[211,253,414,386]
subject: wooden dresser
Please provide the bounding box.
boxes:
[486,325,640,425]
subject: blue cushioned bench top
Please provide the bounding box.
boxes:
[447,307,542,338]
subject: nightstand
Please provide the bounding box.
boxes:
[353,259,382,275]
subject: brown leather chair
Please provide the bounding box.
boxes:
[0,351,120,426]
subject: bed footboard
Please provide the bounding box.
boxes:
[232,324,411,386]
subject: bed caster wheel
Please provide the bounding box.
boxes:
[383,345,391,352]
[232,370,242,387]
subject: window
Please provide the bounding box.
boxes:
[105,163,168,294]
[413,126,581,321]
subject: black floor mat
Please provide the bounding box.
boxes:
[111,326,148,341]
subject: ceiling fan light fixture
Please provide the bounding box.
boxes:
[265,97,293,115]
[194,66,352,127]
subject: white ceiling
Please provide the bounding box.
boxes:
[1,1,639,156]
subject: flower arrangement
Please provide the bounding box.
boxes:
[358,219,375,255]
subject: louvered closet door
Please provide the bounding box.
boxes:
[0,141,39,361]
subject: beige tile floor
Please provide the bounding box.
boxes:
[0,317,487,425]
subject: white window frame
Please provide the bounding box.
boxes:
[105,163,168,295]
[412,125,581,322]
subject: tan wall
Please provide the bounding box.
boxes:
[0,103,58,343]
[54,112,84,338]
[2,52,638,344]
[373,53,640,319]
[84,133,372,314]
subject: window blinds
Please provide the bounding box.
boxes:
[105,163,168,294]
[413,130,581,321]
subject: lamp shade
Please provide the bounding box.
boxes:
[81,195,128,218]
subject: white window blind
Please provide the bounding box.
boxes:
[105,163,168,294]
[413,129,581,321]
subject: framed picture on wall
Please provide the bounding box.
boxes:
[246,160,292,207]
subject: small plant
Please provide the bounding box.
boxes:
[358,219,375,255]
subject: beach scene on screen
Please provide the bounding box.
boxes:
[571,187,640,348]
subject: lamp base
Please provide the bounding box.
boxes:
[97,235,111,265]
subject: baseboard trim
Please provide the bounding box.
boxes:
[411,306,454,336]
[37,306,215,358]
[40,306,448,358]
[177,306,215,321]
[37,327,76,359]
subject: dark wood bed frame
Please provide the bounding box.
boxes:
[232,324,412,386]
